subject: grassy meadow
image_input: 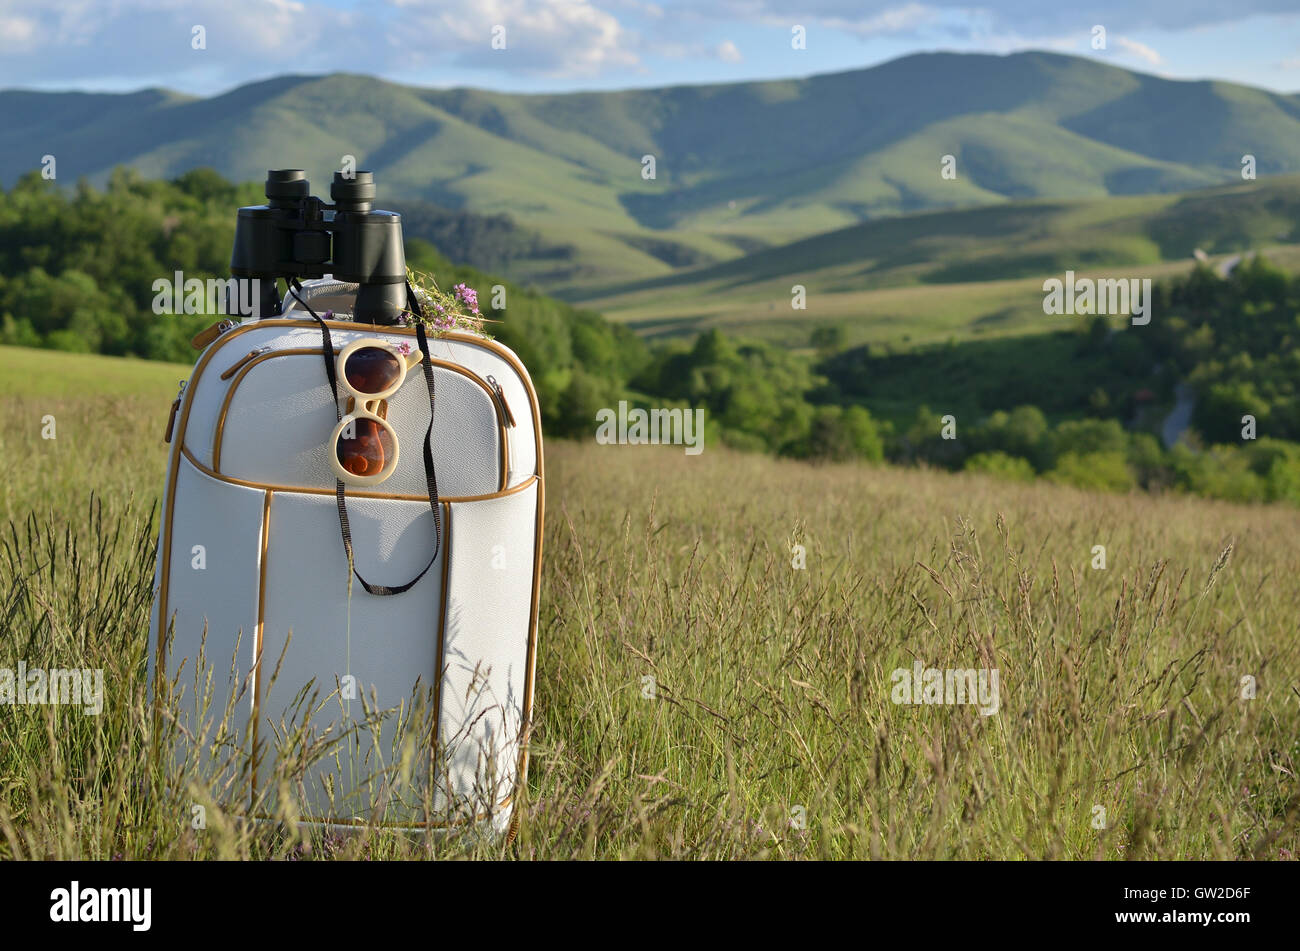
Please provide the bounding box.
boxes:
[1,347,1297,859]
[585,242,1300,352]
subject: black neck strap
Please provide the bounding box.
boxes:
[290,278,442,596]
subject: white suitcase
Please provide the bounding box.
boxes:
[147,278,543,836]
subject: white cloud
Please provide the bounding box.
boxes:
[669,1,943,37]
[673,1,1299,40]
[1115,36,1163,66]
[848,3,937,36]
[405,0,638,76]
[0,14,35,48]
[0,0,338,85]
[0,0,641,88]
[2,0,1297,92]
[654,38,745,63]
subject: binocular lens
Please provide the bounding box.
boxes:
[265,169,309,205]
[332,171,377,212]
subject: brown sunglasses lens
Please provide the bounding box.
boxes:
[336,419,395,478]
[343,347,402,394]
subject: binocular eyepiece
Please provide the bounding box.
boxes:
[230,169,407,325]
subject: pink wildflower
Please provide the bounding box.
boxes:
[453,283,481,315]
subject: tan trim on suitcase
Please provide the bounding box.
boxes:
[250,489,272,805]
[515,447,544,829]
[432,503,451,801]
[181,445,534,503]
[211,345,509,492]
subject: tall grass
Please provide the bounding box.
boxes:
[1,371,1297,858]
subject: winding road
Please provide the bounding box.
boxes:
[1162,382,1196,449]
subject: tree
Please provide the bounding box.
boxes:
[810,323,845,357]
[965,451,1034,481]
[1047,451,1135,493]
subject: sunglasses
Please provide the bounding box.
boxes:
[328,339,423,486]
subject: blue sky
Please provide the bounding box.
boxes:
[1,0,1298,95]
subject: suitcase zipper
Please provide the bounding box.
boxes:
[486,375,518,485]
[163,380,186,443]
[190,318,237,351]
[220,347,273,380]
[485,375,516,427]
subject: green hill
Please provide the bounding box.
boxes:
[577,175,1300,348]
[5,51,1300,289]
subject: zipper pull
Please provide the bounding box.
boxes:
[164,380,186,443]
[486,375,516,427]
[220,347,271,380]
[190,318,237,351]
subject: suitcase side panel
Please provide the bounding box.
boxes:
[149,456,266,788]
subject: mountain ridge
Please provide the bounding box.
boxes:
[4,50,1299,288]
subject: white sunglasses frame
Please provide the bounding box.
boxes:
[328,338,422,486]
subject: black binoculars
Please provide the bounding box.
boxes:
[229,169,407,325]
